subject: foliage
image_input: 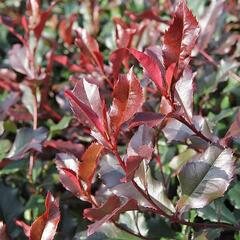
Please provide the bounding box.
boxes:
[0,0,240,239]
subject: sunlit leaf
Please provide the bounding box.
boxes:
[177,145,235,213]
[29,192,60,240]
[162,0,200,77]
[110,68,143,134]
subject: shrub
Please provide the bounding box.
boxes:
[0,0,240,239]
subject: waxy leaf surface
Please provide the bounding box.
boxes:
[177,145,235,213]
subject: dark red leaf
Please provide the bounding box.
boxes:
[75,28,104,73]
[129,112,165,128]
[59,13,77,45]
[55,153,85,199]
[109,48,129,81]
[110,68,143,135]
[113,17,136,48]
[29,192,60,240]
[129,48,165,94]
[44,140,85,158]
[166,63,176,95]
[84,195,138,236]
[65,81,107,138]
[124,156,143,182]
[33,2,56,40]
[162,0,200,77]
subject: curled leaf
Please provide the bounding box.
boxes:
[30,192,60,240]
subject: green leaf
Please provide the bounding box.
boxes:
[0,182,24,236]
[228,182,240,209]
[74,223,141,240]
[0,139,11,160]
[48,116,72,139]
[147,216,176,239]
[177,145,235,213]
[3,120,17,133]
[0,121,3,135]
[0,159,28,175]
[169,148,196,174]
[197,201,236,224]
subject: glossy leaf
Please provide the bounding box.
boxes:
[175,67,196,120]
[129,112,165,128]
[6,127,47,160]
[127,125,154,160]
[78,142,103,188]
[84,195,137,236]
[162,0,200,76]
[65,79,107,138]
[177,145,235,213]
[29,192,60,240]
[55,153,85,199]
[8,44,34,78]
[129,48,165,94]
[110,68,143,134]
[109,48,129,81]
[75,28,104,72]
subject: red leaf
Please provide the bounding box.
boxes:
[129,48,165,94]
[78,142,103,189]
[44,140,85,158]
[113,17,136,48]
[59,13,77,45]
[29,192,60,240]
[110,48,129,81]
[84,195,138,236]
[65,80,107,138]
[166,62,176,95]
[162,0,200,77]
[124,156,143,182]
[110,68,143,135]
[55,154,85,199]
[16,220,30,237]
[75,28,104,73]
[129,112,164,128]
[222,111,240,145]
[33,2,56,40]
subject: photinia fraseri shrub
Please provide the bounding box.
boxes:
[0,0,240,239]
[55,0,239,238]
